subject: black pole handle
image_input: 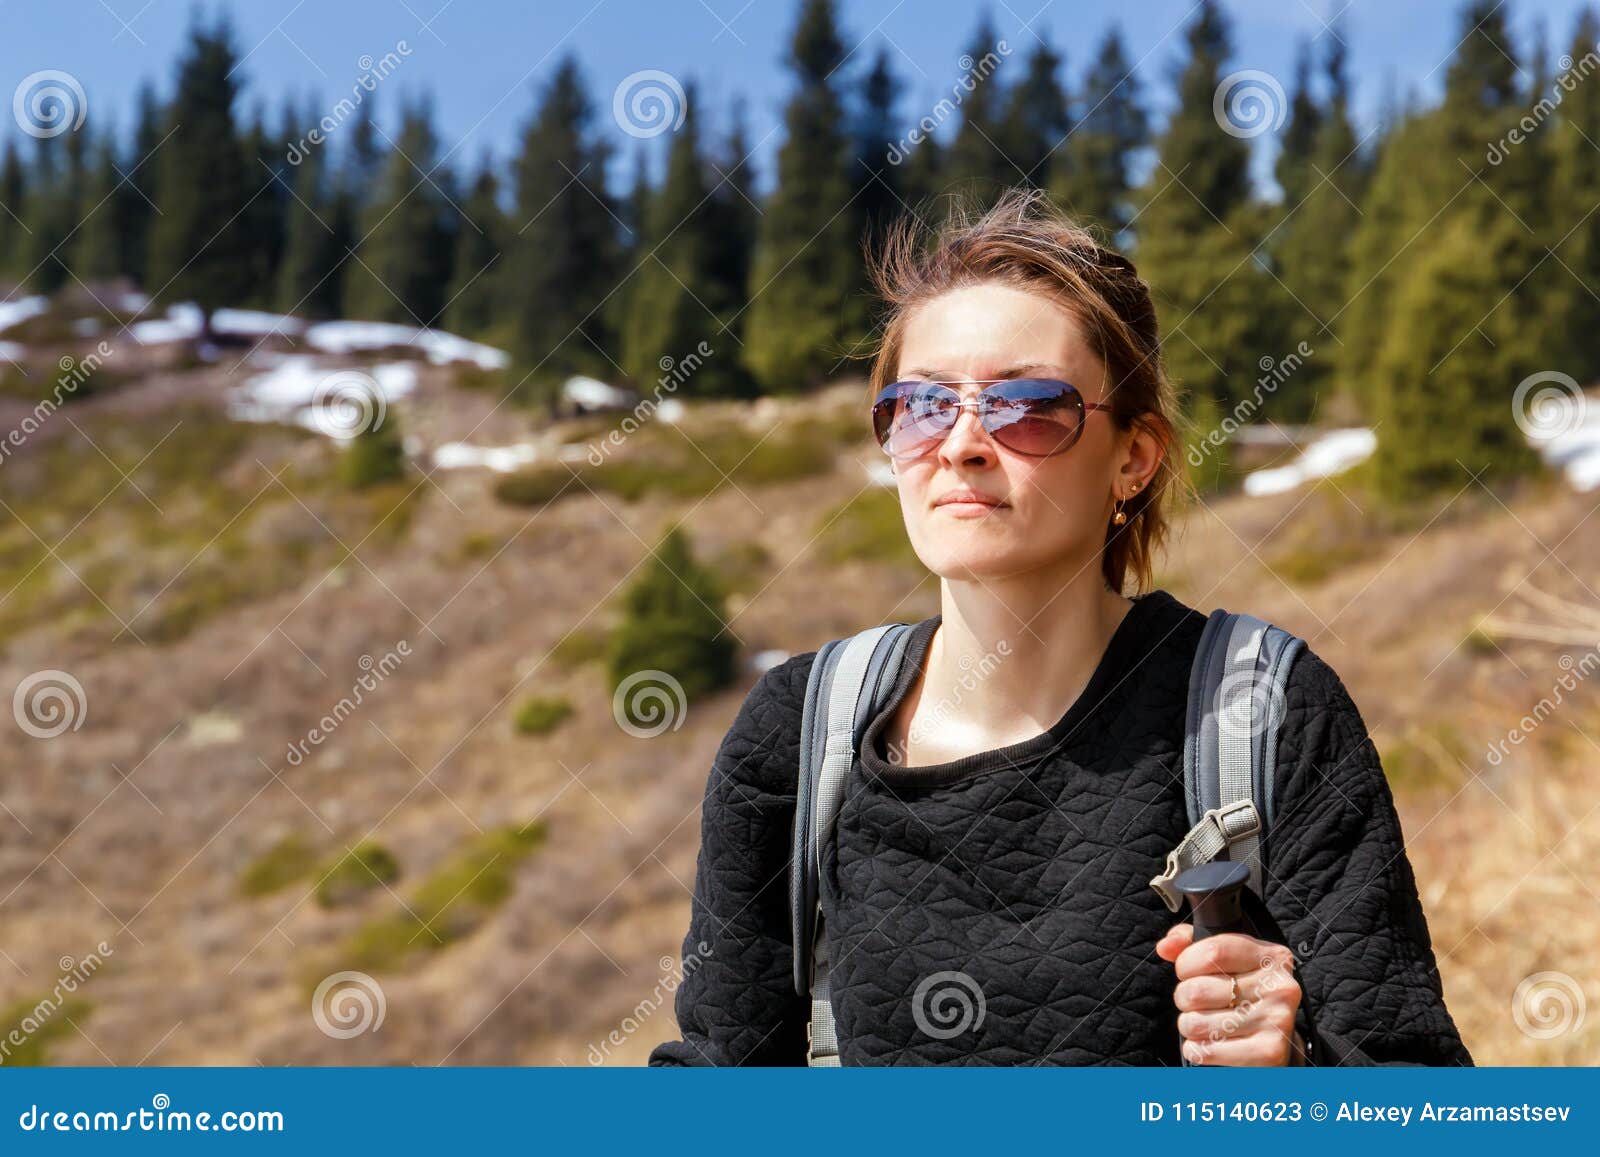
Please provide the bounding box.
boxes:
[1176,859,1253,941]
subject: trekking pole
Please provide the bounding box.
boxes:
[1175,859,1252,942]
[1174,860,1253,1069]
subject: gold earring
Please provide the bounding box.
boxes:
[1112,481,1142,526]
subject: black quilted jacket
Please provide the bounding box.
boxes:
[649,589,1473,1066]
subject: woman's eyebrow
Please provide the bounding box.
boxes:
[904,363,1061,379]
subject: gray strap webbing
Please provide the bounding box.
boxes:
[1217,614,1267,893]
[1150,609,1301,914]
[803,625,907,1066]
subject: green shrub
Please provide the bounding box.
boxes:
[513,695,574,736]
[0,996,92,1066]
[607,524,737,707]
[338,419,407,489]
[339,822,549,973]
[816,489,923,570]
[548,626,609,671]
[238,833,318,897]
[492,464,580,507]
[315,842,401,908]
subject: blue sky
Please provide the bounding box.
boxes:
[3,0,1596,195]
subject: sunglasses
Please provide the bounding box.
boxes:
[870,377,1113,461]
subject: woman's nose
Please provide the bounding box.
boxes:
[937,402,997,466]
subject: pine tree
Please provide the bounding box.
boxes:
[0,142,28,280]
[145,15,256,311]
[71,136,124,284]
[344,98,455,325]
[999,40,1070,190]
[701,99,758,390]
[743,0,863,392]
[944,13,1016,204]
[853,46,903,247]
[503,56,619,406]
[24,133,86,294]
[120,82,164,288]
[444,154,506,338]
[1058,27,1147,236]
[1131,0,1265,417]
[1359,2,1549,502]
[239,103,289,309]
[276,99,340,318]
[1369,213,1541,501]
[1274,43,1323,209]
[1268,30,1366,419]
[620,88,749,398]
[1551,8,1600,382]
[324,106,382,320]
[607,523,737,707]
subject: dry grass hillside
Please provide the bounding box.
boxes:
[0,339,1595,1067]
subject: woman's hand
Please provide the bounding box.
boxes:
[1156,923,1307,1066]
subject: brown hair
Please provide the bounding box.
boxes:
[863,187,1188,595]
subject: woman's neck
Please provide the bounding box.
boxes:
[922,569,1135,751]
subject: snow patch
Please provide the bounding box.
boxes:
[433,441,542,473]
[130,302,204,344]
[303,321,509,369]
[1531,399,1600,492]
[229,355,417,441]
[1242,428,1377,497]
[0,341,23,363]
[562,374,636,410]
[0,296,49,334]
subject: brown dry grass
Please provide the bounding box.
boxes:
[0,366,1594,1067]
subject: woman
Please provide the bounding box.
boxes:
[649,189,1471,1067]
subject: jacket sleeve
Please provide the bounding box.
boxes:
[648,654,813,1066]
[1264,645,1473,1066]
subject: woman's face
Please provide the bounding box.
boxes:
[889,281,1143,583]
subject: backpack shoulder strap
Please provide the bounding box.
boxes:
[790,622,915,1065]
[1150,608,1305,914]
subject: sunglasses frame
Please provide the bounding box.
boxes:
[870,377,1114,461]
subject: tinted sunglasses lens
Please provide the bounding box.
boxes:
[984,379,1085,456]
[872,382,954,458]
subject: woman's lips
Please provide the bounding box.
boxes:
[934,492,1008,517]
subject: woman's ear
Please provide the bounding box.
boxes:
[1116,413,1163,493]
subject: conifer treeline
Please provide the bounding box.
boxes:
[2,0,1597,502]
